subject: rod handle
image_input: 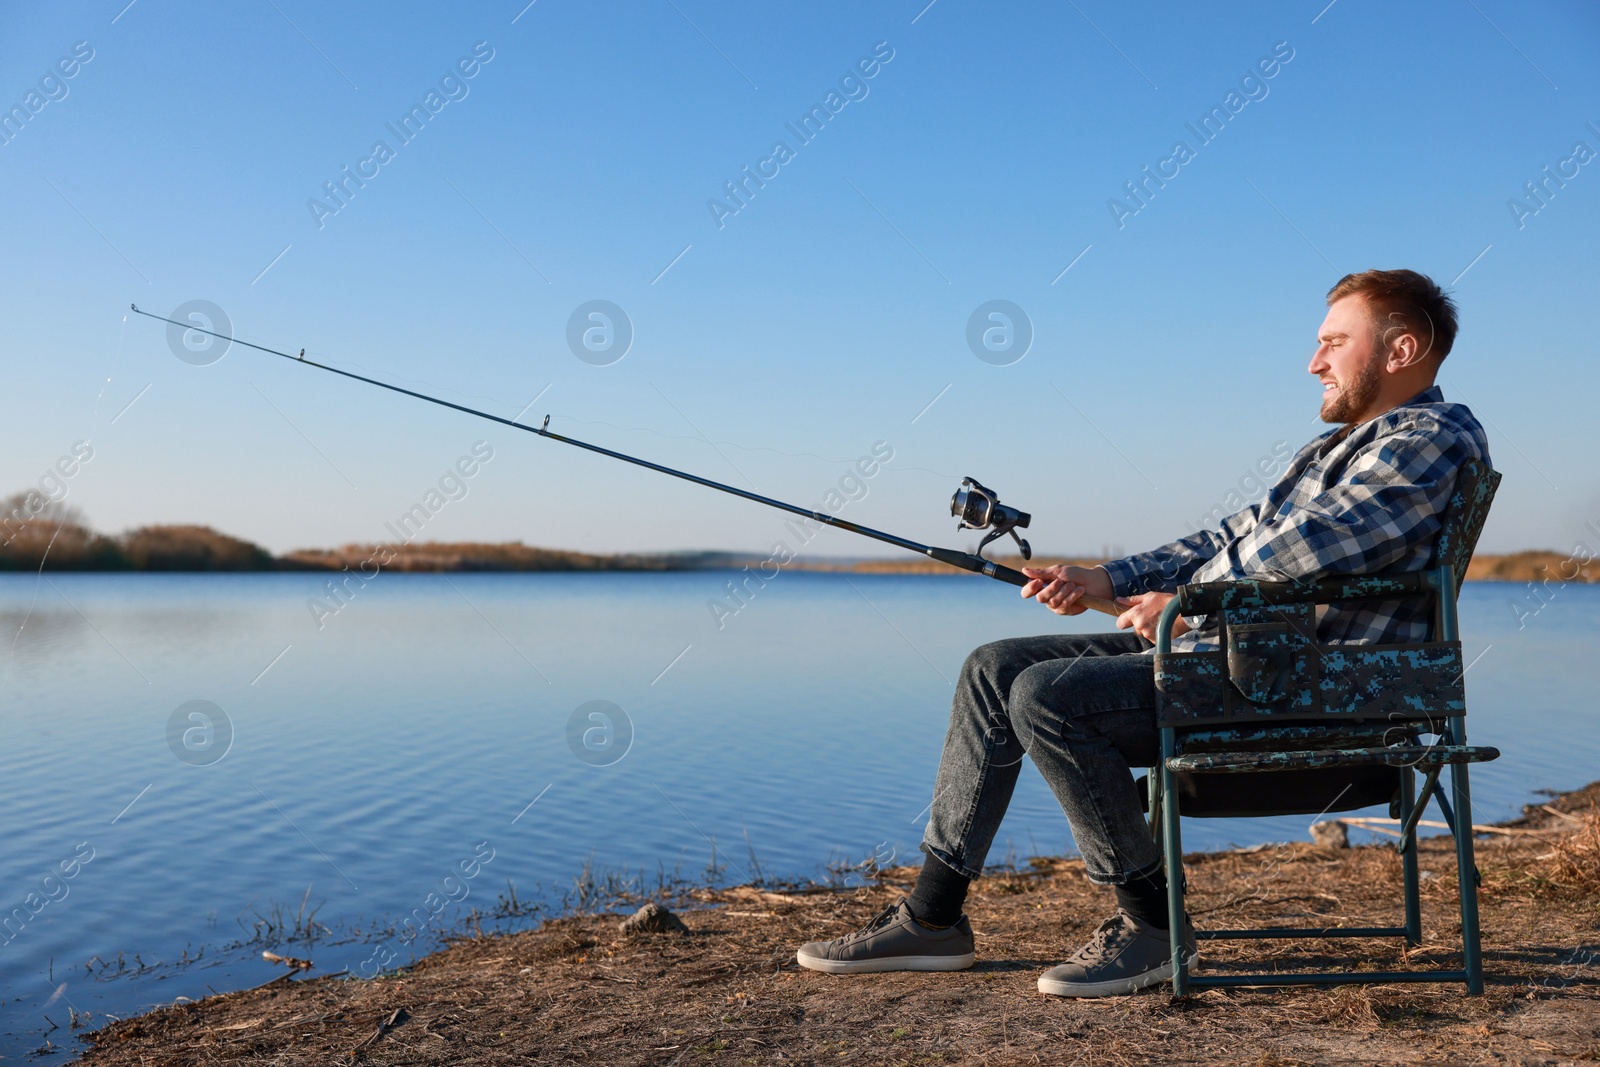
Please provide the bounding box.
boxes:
[932,550,1128,618]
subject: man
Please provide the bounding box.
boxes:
[795,269,1491,996]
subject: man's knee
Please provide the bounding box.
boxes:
[959,639,1014,686]
[1007,662,1071,746]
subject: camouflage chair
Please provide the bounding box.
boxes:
[1147,459,1502,994]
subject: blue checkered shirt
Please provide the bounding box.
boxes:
[1101,386,1491,651]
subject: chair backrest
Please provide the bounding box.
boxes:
[1430,459,1502,597]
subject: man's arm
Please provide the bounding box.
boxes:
[1099,434,1328,599]
[1099,497,1272,599]
[1029,427,1463,642]
[1019,460,1287,638]
[1171,426,1468,635]
[1189,428,1462,586]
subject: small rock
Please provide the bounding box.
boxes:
[620,902,689,936]
[1310,820,1350,849]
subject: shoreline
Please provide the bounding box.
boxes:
[75,782,1600,1065]
[1,544,1593,585]
[1,517,1595,583]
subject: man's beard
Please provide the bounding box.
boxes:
[1320,357,1382,424]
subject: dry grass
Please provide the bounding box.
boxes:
[1538,805,1600,896]
[1483,802,1600,902]
[75,785,1600,1066]
[1306,985,1381,1029]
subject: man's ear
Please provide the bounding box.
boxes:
[1385,307,1439,370]
[1386,329,1422,372]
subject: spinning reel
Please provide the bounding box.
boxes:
[950,477,1031,561]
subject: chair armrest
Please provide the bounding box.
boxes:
[1176,568,1450,617]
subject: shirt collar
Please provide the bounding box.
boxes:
[1318,385,1444,453]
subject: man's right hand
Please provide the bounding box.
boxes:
[1019,565,1115,616]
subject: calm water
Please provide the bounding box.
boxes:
[0,572,1594,1059]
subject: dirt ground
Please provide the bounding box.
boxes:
[77,783,1600,1066]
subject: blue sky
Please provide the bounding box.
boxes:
[1,0,1596,558]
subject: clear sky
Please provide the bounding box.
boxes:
[2,0,1596,559]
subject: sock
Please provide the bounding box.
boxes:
[1114,866,1171,930]
[906,854,971,929]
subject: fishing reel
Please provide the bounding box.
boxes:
[950,477,1031,561]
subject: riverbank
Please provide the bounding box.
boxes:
[3,517,1593,586]
[78,783,1599,1065]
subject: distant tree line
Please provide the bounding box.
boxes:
[0,492,746,573]
[0,493,275,571]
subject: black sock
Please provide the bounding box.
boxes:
[906,854,970,928]
[1114,866,1170,929]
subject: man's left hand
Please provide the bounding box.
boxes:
[1113,592,1190,644]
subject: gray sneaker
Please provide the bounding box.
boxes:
[1038,910,1198,997]
[796,901,976,974]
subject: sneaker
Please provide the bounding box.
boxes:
[796,901,976,974]
[1037,910,1198,997]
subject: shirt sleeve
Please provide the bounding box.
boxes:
[1100,501,1267,598]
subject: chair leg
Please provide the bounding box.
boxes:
[1159,729,1189,994]
[1448,747,1485,994]
[1425,762,1480,889]
[1399,768,1422,946]
[1148,770,1163,846]
[1398,766,1442,852]
[1431,777,1459,835]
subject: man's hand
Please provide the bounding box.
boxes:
[1020,565,1113,616]
[1112,591,1191,644]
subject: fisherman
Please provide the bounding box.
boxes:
[794,269,1491,996]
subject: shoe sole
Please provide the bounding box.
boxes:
[796,951,976,975]
[1037,950,1199,998]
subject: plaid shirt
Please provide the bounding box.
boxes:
[1102,386,1490,652]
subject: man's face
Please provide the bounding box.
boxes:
[1309,295,1385,424]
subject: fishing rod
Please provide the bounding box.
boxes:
[131,304,1125,617]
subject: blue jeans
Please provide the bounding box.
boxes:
[921,632,1163,886]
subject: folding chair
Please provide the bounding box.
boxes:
[1147,460,1502,993]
